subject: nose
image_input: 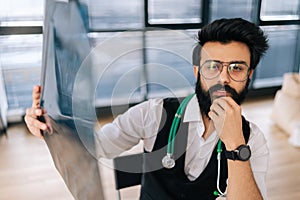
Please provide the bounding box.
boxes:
[218,65,230,84]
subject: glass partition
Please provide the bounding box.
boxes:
[145,29,196,98]
[90,32,145,107]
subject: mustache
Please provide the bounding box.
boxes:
[208,84,239,97]
[195,73,250,117]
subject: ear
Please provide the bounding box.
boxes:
[193,65,199,79]
[249,69,254,79]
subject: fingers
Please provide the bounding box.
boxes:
[209,99,225,116]
[25,116,47,132]
[208,97,238,129]
[210,97,240,115]
[26,107,43,117]
[208,97,244,145]
[25,108,46,127]
[32,85,41,108]
[24,107,47,138]
[25,85,47,139]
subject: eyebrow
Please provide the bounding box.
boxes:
[208,59,248,64]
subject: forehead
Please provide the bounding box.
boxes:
[200,41,250,64]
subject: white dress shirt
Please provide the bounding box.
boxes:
[95,95,269,199]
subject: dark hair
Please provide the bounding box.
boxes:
[192,43,201,66]
[196,18,269,69]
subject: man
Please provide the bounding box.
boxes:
[25,18,269,199]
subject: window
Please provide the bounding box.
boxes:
[260,0,300,21]
[210,0,254,22]
[0,35,42,110]
[253,25,300,88]
[147,0,202,24]
[0,0,299,113]
[88,0,144,30]
[0,0,44,26]
[0,0,44,114]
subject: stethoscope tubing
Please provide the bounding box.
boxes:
[163,93,226,197]
[167,94,195,154]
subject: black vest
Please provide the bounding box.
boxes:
[140,98,250,200]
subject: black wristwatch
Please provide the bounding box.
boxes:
[225,144,251,161]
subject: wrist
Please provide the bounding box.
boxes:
[223,138,246,151]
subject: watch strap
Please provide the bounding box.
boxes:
[225,144,251,161]
[224,149,238,160]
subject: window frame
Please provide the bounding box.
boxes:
[257,0,300,26]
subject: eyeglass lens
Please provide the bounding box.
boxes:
[200,61,249,81]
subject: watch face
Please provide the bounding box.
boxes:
[239,146,251,160]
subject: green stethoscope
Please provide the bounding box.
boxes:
[161,93,226,197]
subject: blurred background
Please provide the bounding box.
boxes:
[0,0,299,200]
[0,0,299,123]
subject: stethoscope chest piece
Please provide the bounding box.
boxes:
[162,153,175,169]
[162,94,195,169]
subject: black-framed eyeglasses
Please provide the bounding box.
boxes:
[200,60,250,82]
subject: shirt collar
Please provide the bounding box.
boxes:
[183,95,203,123]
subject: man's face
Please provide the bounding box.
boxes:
[193,41,253,116]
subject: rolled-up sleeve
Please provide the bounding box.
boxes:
[95,98,163,159]
[248,122,270,199]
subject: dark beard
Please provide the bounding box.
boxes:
[195,72,250,117]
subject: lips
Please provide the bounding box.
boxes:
[208,84,235,99]
[213,90,230,97]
